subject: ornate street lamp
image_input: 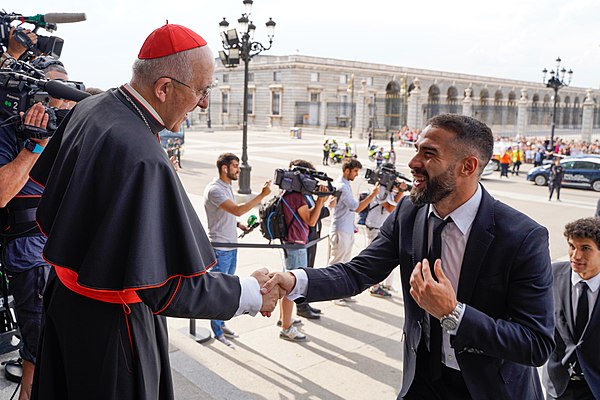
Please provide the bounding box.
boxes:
[218,1,276,194]
[542,57,573,152]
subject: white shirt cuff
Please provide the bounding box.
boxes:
[287,269,308,300]
[233,276,262,317]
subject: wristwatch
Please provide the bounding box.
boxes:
[24,139,45,154]
[440,302,464,331]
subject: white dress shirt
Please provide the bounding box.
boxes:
[427,185,482,370]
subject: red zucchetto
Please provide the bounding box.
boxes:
[138,22,207,59]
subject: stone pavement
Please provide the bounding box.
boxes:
[0,191,405,400]
[165,193,405,399]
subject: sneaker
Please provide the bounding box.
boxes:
[370,286,392,298]
[334,297,354,306]
[277,319,303,327]
[215,334,235,348]
[222,326,239,339]
[279,325,307,342]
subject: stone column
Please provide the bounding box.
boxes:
[462,87,473,117]
[406,78,422,129]
[581,89,595,143]
[516,88,530,137]
[320,99,328,134]
[355,80,367,139]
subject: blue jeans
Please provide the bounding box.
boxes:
[210,249,237,337]
[284,248,307,271]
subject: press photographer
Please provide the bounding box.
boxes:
[276,160,330,341]
[0,12,85,400]
[360,162,409,298]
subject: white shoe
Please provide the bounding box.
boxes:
[215,334,235,348]
[279,325,307,342]
[222,326,239,338]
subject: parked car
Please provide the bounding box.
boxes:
[526,156,600,191]
[481,160,495,177]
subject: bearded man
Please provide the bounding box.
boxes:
[262,114,555,400]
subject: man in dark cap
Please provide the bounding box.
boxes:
[30,23,281,399]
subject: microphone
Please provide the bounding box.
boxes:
[4,13,87,25]
[239,215,259,238]
[43,80,90,102]
[42,13,87,24]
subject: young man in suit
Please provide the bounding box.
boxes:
[263,114,555,400]
[543,217,600,400]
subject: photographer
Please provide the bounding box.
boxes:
[289,159,336,320]
[278,160,327,341]
[363,163,408,298]
[0,27,37,63]
[0,102,49,400]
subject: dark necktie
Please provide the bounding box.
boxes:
[575,282,589,341]
[427,214,453,380]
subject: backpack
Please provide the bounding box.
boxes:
[357,192,376,225]
[259,195,289,242]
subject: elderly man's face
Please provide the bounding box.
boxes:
[163,52,214,132]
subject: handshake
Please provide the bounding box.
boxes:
[250,268,297,317]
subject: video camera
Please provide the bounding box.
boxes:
[364,164,413,192]
[0,11,86,59]
[0,11,89,139]
[274,166,340,197]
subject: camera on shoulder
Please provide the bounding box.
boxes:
[364,163,412,192]
[274,166,340,197]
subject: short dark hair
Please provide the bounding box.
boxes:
[342,158,362,172]
[564,218,600,249]
[216,153,239,172]
[426,114,494,175]
[289,159,315,170]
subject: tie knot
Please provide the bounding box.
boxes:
[431,214,453,233]
[579,281,589,292]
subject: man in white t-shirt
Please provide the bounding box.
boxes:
[363,164,408,297]
[204,153,271,347]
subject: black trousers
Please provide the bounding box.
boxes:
[547,378,595,400]
[402,342,471,400]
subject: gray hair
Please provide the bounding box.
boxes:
[43,64,68,76]
[131,47,200,86]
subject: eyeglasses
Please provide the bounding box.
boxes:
[161,76,212,102]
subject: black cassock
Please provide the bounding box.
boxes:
[30,86,242,399]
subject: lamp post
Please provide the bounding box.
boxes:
[218,0,276,194]
[207,77,218,129]
[542,57,573,153]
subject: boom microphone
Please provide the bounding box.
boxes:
[3,13,87,25]
[43,80,90,102]
[42,13,87,24]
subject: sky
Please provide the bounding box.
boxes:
[10,0,600,91]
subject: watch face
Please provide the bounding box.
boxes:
[441,317,458,331]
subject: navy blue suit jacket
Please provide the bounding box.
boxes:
[303,186,555,399]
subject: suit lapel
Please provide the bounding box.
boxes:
[412,205,428,269]
[457,188,495,303]
[557,265,576,340]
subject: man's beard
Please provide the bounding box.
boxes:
[227,170,239,181]
[409,166,456,206]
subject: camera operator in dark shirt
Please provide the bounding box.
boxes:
[0,31,69,400]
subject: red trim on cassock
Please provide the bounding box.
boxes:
[53,265,142,304]
[13,194,42,198]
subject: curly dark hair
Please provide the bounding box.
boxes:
[342,158,362,172]
[564,217,600,249]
